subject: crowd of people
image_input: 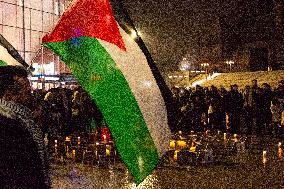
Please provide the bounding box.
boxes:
[0,66,51,188]
[30,78,284,142]
[172,79,284,137]
[0,65,283,188]
[29,85,104,151]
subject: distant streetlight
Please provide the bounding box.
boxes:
[179,58,190,71]
[179,58,190,85]
[200,63,209,73]
[226,60,234,72]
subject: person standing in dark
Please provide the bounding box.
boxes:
[219,86,228,132]
[225,84,244,134]
[206,85,222,132]
[171,86,181,132]
[271,98,283,137]
[58,87,73,136]
[251,79,261,135]
[44,88,66,151]
[178,88,193,133]
[0,66,51,188]
[243,85,254,135]
[259,83,273,135]
[191,85,207,132]
[274,80,284,100]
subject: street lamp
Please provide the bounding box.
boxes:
[200,63,209,73]
[179,58,190,71]
[226,60,234,72]
[179,58,190,86]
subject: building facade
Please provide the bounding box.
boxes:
[0,0,75,89]
[181,0,284,73]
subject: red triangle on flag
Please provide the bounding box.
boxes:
[42,0,126,51]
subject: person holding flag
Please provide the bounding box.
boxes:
[0,35,50,188]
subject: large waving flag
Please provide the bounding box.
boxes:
[42,0,174,184]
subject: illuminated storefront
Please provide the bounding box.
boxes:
[30,60,77,90]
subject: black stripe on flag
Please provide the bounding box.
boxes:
[110,0,176,132]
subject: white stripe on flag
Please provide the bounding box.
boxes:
[0,45,21,66]
[99,27,171,157]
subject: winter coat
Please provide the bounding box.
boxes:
[0,99,51,188]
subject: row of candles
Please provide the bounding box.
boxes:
[170,131,239,149]
[53,135,113,162]
[262,142,283,165]
[172,131,284,164]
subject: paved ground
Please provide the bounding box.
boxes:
[51,136,284,189]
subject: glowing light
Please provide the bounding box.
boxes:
[201,63,209,67]
[65,136,71,142]
[191,72,221,87]
[130,30,141,39]
[279,146,283,157]
[103,134,107,142]
[179,57,190,70]
[169,140,176,149]
[263,151,267,164]
[226,60,234,65]
[106,146,111,156]
[168,75,173,78]
[226,60,234,71]
[77,136,81,145]
[176,140,187,149]
[173,150,179,161]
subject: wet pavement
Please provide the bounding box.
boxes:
[51,135,284,189]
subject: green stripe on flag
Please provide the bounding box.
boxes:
[44,36,159,183]
[0,60,7,66]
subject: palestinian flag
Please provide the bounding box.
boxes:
[42,0,174,184]
[0,35,22,66]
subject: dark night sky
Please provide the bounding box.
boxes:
[123,0,220,74]
[122,0,278,74]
